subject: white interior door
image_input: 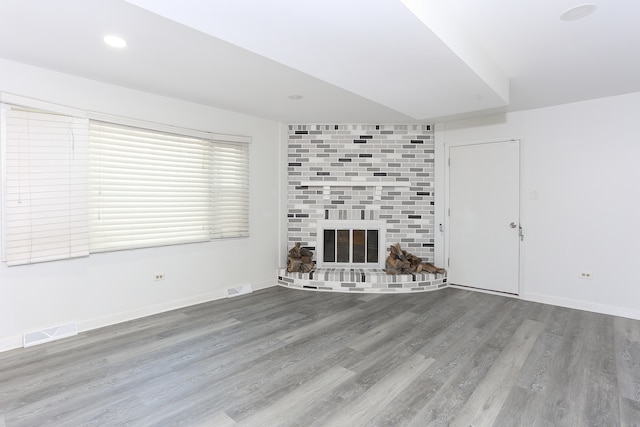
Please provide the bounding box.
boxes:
[448,140,520,294]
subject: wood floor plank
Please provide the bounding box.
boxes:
[493,386,542,426]
[531,308,591,426]
[200,411,237,427]
[2,312,301,422]
[321,353,434,426]
[524,300,554,323]
[346,311,419,351]
[512,330,563,392]
[341,289,486,379]
[196,338,356,421]
[418,296,501,362]
[615,316,640,403]
[364,375,444,426]
[422,327,490,386]
[450,318,544,426]
[0,307,251,401]
[133,343,350,421]
[277,305,364,344]
[581,312,620,426]
[1,286,637,426]
[355,293,380,302]
[341,295,473,376]
[403,286,454,313]
[542,305,572,336]
[511,310,588,427]
[471,294,520,332]
[240,365,356,427]
[406,297,537,426]
[620,396,640,427]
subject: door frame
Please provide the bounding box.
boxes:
[443,138,524,296]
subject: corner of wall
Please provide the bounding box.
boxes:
[278,123,289,268]
[433,123,447,267]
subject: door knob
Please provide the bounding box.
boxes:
[510,222,517,228]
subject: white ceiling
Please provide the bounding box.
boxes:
[1,0,639,123]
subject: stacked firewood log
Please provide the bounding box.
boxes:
[385,243,446,275]
[287,243,315,273]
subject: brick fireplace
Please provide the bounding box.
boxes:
[279,123,446,293]
[287,123,435,260]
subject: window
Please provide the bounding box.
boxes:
[89,120,250,252]
[0,95,250,265]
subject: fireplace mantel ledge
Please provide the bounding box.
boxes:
[299,181,412,187]
[300,181,411,200]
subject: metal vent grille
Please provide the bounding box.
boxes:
[226,284,253,298]
[23,322,78,347]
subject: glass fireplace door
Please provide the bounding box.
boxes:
[322,228,379,266]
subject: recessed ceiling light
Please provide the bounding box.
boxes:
[288,95,304,100]
[560,3,597,21]
[104,35,127,48]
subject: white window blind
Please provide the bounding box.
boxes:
[89,121,212,252]
[88,121,249,252]
[211,141,249,239]
[1,106,89,266]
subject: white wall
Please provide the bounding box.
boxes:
[0,59,284,352]
[435,92,640,319]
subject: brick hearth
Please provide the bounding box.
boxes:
[277,268,447,293]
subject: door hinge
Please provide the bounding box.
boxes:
[519,225,524,241]
[448,208,450,217]
[448,157,450,166]
[447,258,450,267]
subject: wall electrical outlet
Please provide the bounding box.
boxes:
[579,272,593,279]
[154,273,165,281]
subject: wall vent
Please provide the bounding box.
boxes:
[226,283,253,298]
[23,322,78,348]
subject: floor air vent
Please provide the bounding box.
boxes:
[23,322,78,348]
[226,284,253,298]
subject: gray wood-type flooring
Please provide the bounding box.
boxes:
[1,286,640,426]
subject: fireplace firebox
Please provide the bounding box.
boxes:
[316,220,386,268]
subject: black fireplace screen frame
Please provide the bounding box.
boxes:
[323,228,380,265]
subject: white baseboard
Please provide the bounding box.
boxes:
[252,280,276,292]
[0,280,278,354]
[449,284,520,299]
[521,292,640,321]
[78,280,277,332]
[0,335,23,354]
